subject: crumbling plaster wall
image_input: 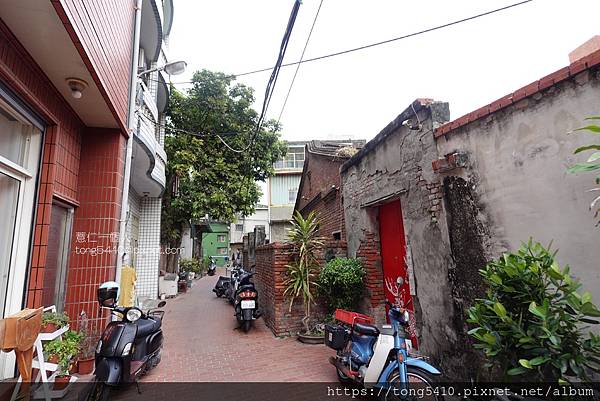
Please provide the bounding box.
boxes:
[436,68,600,301]
[341,101,470,376]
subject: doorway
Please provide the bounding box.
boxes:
[378,200,417,347]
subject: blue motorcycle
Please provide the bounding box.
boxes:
[326,295,444,400]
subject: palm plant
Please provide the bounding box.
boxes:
[283,211,324,334]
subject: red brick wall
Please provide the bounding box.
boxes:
[53,0,135,130]
[64,128,126,333]
[356,232,386,323]
[296,154,347,241]
[0,18,126,333]
[254,241,347,336]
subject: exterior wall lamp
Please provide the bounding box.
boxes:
[138,60,187,77]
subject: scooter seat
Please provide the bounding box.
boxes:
[135,317,161,338]
[353,322,379,337]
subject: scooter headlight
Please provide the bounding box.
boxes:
[126,308,142,322]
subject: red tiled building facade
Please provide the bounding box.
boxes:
[0,0,136,376]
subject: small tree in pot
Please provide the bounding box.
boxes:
[283,211,324,339]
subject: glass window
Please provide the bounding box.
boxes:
[289,188,298,203]
[217,247,228,255]
[0,172,20,314]
[0,103,31,167]
[217,234,226,242]
[274,146,305,169]
[42,204,73,312]
[235,224,243,231]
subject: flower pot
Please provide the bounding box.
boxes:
[69,360,78,374]
[77,357,95,375]
[53,375,71,391]
[297,332,325,344]
[41,323,58,333]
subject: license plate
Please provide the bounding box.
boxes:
[241,300,255,309]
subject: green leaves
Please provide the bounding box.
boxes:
[161,69,286,247]
[467,240,600,383]
[318,257,365,312]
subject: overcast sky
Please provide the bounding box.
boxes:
[168,0,600,142]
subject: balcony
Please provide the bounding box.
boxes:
[140,0,164,62]
[130,84,166,197]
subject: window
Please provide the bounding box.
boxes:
[289,188,298,203]
[274,146,304,169]
[235,224,243,231]
[217,234,226,242]
[332,231,342,241]
[217,247,228,255]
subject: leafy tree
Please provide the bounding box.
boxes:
[467,240,600,383]
[162,70,286,270]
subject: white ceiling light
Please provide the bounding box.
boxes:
[66,78,88,99]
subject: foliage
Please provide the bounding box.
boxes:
[44,331,82,376]
[179,258,203,275]
[42,311,69,329]
[467,240,600,383]
[202,256,212,271]
[283,211,324,334]
[161,70,286,256]
[568,117,600,224]
[318,257,365,313]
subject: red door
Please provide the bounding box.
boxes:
[379,200,417,348]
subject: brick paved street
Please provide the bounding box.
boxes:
[141,268,337,382]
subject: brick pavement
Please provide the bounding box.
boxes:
[141,268,338,383]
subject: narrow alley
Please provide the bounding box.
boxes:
[141,269,337,382]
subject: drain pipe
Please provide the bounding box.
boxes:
[116,0,142,285]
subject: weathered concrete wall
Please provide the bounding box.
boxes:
[436,68,600,302]
[341,100,474,377]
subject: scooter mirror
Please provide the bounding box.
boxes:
[396,276,404,287]
[158,301,166,308]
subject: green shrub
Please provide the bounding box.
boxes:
[42,311,69,328]
[179,258,202,275]
[318,257,365,313]
[467,240,600,383]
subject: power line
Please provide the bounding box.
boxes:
[165,0,533,85]
[277,0,324,123]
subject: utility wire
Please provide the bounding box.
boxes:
[277,0,324,123]
[163,0,532,85]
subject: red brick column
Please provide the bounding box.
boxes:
[64,128,126,333]
[356,232,386,323]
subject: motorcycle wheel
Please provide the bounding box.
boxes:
[242,320,251,332]
[87,379,110,401]
[336,367,353,384]
[379,366,444,401]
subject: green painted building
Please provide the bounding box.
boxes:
[200,222,230,267]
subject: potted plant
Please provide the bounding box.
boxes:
[76,311,96,374]
[43,333,80,389]
[41,311,69,333]
[283,211,324,344]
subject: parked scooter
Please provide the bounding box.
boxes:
[87,282,166,401]
[233,270,261,332]
[207,257,217,276]
[212,263,240,299]
[326,278,443,401]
